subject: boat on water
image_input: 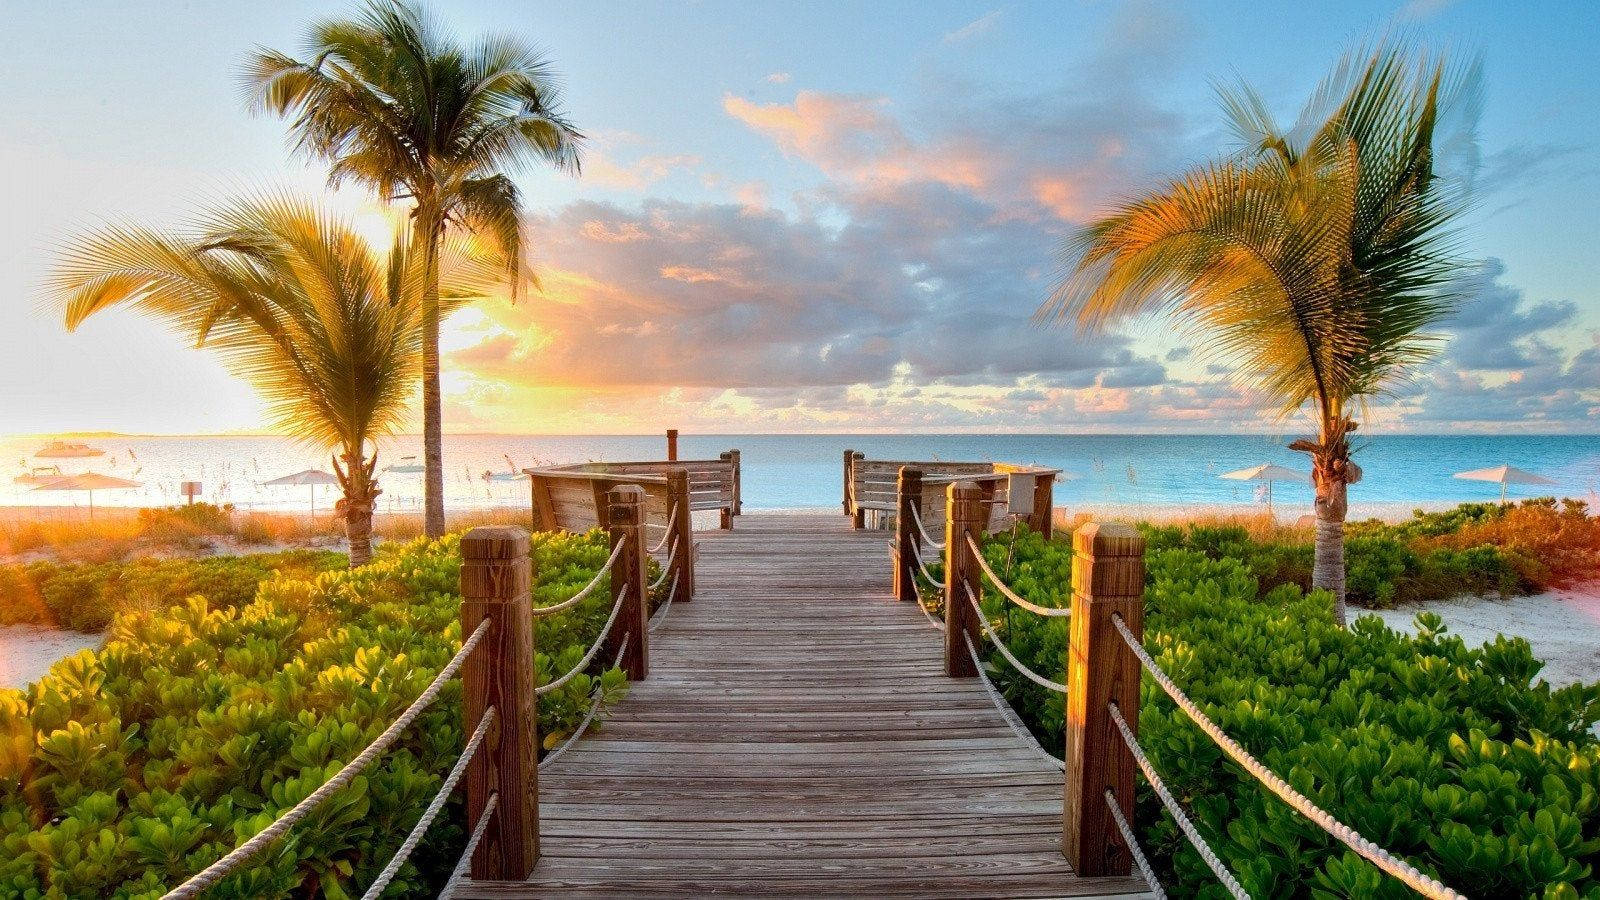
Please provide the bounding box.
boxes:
[14,465,65,486]
[35,440,106,458]
[385,455,425,474]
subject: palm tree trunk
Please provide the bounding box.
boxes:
[335,450,380,567]
[1293,420,1361,627]
[1312,472,1349,626]
[419,212,446,539]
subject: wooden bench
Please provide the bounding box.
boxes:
[527,452,741,531]
[842,451,1058,537]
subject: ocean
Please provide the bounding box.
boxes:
[2,433,1595,515]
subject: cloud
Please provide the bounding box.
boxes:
[943,10,1002,44]
[723,5,1195,225]
[764,72,792,84]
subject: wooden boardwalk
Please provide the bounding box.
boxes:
[451,512,1150,898]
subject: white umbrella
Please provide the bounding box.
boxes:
[1219,463,1309,515]
[261,468,340,517]
[1452,464,1557,503]
[30,472,142,519]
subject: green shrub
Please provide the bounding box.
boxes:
[0,529,628,898]
[964,525,1600,897]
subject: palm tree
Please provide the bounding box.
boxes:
[49,197,502,565]
[244,0,583,538]
[1044,44,1479,625]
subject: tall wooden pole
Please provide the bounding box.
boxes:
[843,449,855,516]
[607,485,649,679]
[666,469,695,602]
[942,481,986,677]
[1032,472,1056,539]
[666,429,678,461]
[1063,521,1145,876]
[894,467,924,604]
[460,527,538,880]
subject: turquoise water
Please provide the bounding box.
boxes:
[3,433,1595,513]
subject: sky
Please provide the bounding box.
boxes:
[1,0,1596,436]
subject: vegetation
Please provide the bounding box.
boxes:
[0,549,344,633]
[1045,43,1482,624]
[0,529,627,898]
[246,0,583,539]
[918,518,1600,898]
[50,197,504,566]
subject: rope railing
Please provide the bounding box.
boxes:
[649,572,681,633]
[540,633,630,770]
[440,792,499,897]
[1105,787,1167,900]
[1110,614,1466,900]
[650,537,677,590]
[1109,702,1249,899]
[536,584,629,696]
[533,541,625,618]
[963,583,1066,693]
[908,502,945,549]
[966,534,1070,617]
[907,538,942,587]
[161,617,494,900]
[962,632,1062,771]
[647,503,679,553]
[359,705,497,900]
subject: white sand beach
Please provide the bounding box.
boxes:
[0,625,102,689]
[1371,582,1600,690]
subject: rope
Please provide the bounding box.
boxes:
[540,634,629,770]
[915,594,946,632]
[907,539,942,587]
[650,572,681,633]
[908,502,945,549]
[1111,615,1465,900]
[966,534,1070,617]
[964,583,1066,693]
[441,792,498,896]
[1105,788,1167,900]
[648,504,678,552]
[650,537,677,590]
[162,618,492,900]
[1110,702,1249,899]
[359,706,496,900]
[962,632,1062,771]
[536,585,628,696]
[533,542,624,618]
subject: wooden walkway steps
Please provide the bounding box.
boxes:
[449,512,1151,898]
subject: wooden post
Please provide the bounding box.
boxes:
[460,527,539,880]
[843,449,855,516]
[850,452,867,529]
[728,449,742,516]
[666,469,695,602]
[942,481,986,677]
[894,467,924,603]
[666,429,679,461]
[1033,472,1056,539]
[717,452,735,530]
[607,485,650,679]
[1063,522,1146,876]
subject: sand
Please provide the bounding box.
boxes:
[1370,583,1600,690]
[0,625,102,689]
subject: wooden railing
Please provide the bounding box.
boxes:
[460,479,688,881]
[915,480,1147,877]
[527,451,740,531]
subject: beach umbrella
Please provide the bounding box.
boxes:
[1219,463,1308,515]
[261,468,340,517]
[1452,464,1557,502]
[29,472,142,519]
